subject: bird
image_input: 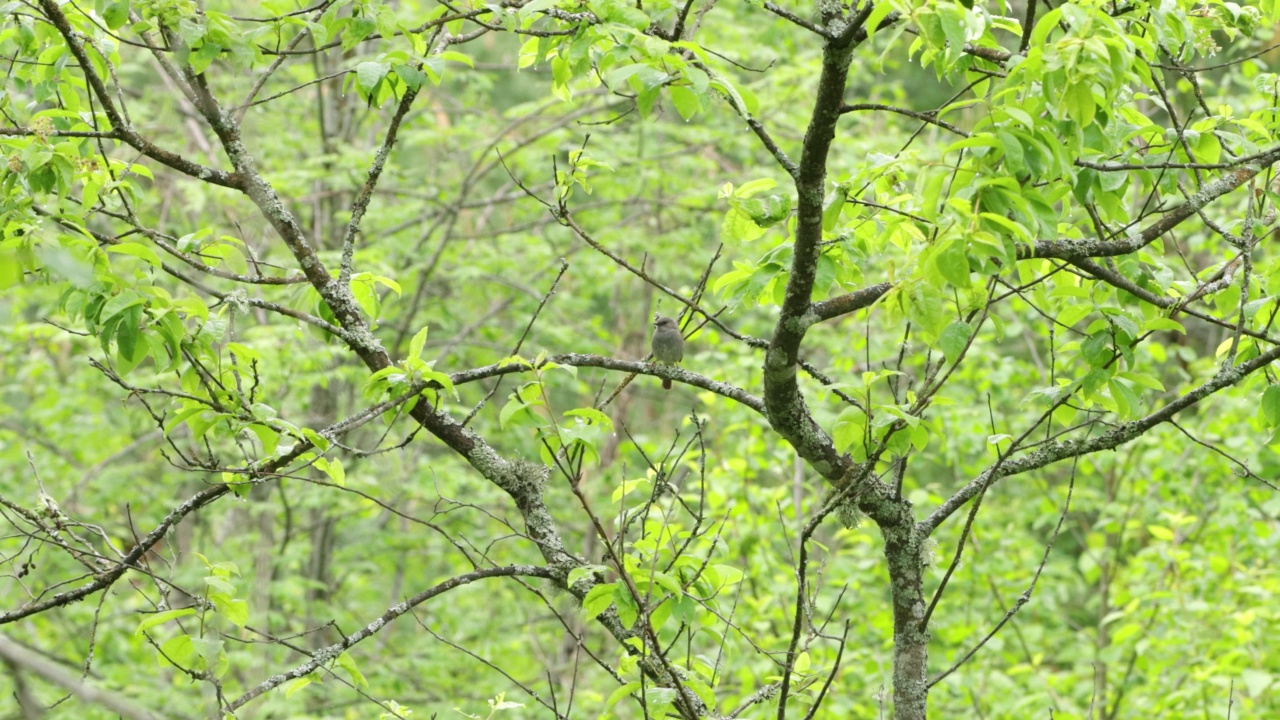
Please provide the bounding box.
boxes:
[650,315,684,390]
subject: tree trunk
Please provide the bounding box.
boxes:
[883,522,930,719]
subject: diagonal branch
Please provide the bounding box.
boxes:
[1024,145,1280,261]
[338,79,421,285]
[921,340,1280,533]
[814,144,1280,325]
[762,2,834,38]
[36,1,241,188]
[226,565,555,713]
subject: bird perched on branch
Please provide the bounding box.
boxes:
[650,316,684,390]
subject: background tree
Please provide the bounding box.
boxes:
[3,0,1280,718]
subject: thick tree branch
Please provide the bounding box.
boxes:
[810,282,893,321]
[1068,257,1279,345]
[0,376,430,624]
[811,142,1280,325]
[763,32,860,482]
[762,2,833,38]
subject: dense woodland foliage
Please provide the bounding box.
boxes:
[4,0,1280,717]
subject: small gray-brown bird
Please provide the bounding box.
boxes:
[651,316,684,390]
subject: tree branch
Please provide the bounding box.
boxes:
[226,565,555,713]
[922,340,1280,533]
[37,1,242,189]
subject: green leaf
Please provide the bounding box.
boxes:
[302,428,332,452]
[321,457,345,486]
[794,650,810,673]
[1109,378,1140,419]
[1116,371,1164,392]
[395,64,427,90]
[408,326,428,362]
[612,477,650,502]
[939,321,972,363]
[247,423,280,456]
[582,583,615,619]
[422,369,457,401]
[832,407,866,453]
[205,243,247,276]
[822,189,846,231]
[285,676,314,699]
[107,242,162,268]
[1082,367,1110,399]
[435,50,473,67]
[103,2,131,30]
[606,682,643,710]
[613,584,638,626]
[566,565,605,586]
[670,85,699,120]
[1064,81,1096,127]
[355,61,390,92]
[720,207,767,244]
[1081,333,1111,367]
[336,652,368,688]
[218,598,248,628]
[935,239,971,288]
[564,407,613,431]
[1057,304,1093,328]
[158,634,197,669]
[136,608,196,635]
[735,178,776,197]
[190,42,221,74]
[1261,385,1280,427]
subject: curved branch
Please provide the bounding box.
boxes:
[762,2,833,38]
[338,78,421,284]
[1068,257,1280,346]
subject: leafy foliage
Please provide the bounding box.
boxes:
[3,0,1280,718]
